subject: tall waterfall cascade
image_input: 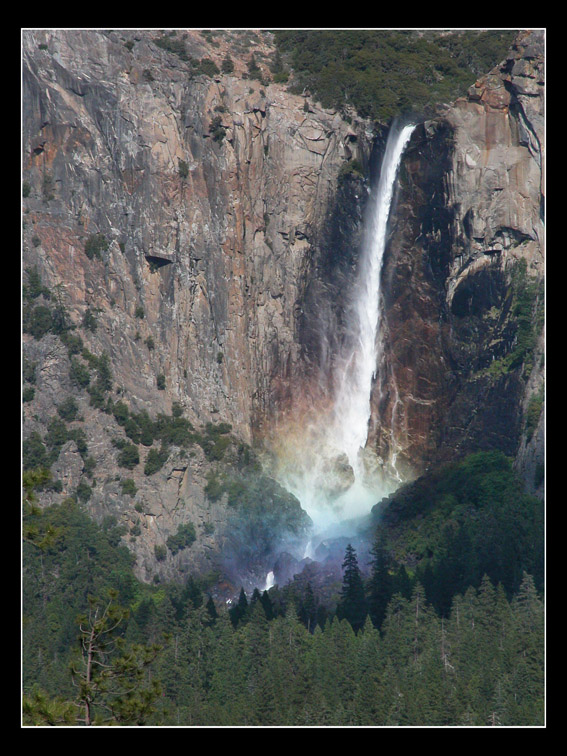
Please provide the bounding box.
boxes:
[273,122,416,538]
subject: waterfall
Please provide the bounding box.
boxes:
[303,539,314,559]
[273,121,415,535]
[331,121,416,477]
[263,571,275,591]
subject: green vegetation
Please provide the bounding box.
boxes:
[166,522,197,555]
[371,450,544,616]
[84,233,109,261]
[177,159,189,180]
[144,446,169,476]
[22,270,71,341]
[23,404,92,476]
[483,261,544,379]
[120,478,137,497]
[199,58,220,77]
[525,386,544,440]
[115,441,140,470]
[23,585,162,726]
[23,386,35,402]
[23,266,50,301]
[84,351,113,408]
[221,55,234,74]
[338,158,364,183]
[69,358,90,388]
[269,49,289,83]
[209,115,226,144]
[82,307,98,332]
[57,396,79,422]
[153,33,189,61]
[22,482,543,725]
[273,30,517,123]
[336,544,367,633]
[247,53,265,83]
[42,171,55,201]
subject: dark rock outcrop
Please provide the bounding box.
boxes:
[369,30,545,496]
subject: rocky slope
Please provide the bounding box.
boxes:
[22,29,544,591]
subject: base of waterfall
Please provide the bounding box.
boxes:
[255,509,376,601]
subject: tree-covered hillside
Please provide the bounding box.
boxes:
[23,450,544,726]
[273,29,518,122]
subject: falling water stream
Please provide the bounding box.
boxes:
[263,121,416,588]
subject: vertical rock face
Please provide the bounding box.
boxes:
[22,29,370,584]
[372,30,544,494]
[22,30,365,439]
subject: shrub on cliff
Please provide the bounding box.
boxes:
[84,233,109,261]
[116,442,140,470]
[144,446,169,476]
[166,522,196,554]
[199,58,219,77]
[25,305,53,340]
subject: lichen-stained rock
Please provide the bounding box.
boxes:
[372,30,545,494]
[22,30,363,434]
[22,29,368,582]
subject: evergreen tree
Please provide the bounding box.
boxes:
[69,590,162,725]
[205,615,246,725]
[205,594,218,625]
[229,587,249,627]
[367,529,393,629]
[22,685,76,726]
[260,589,275,621]
[337,544,368,633]
[353,616,386,725]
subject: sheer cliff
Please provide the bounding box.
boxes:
[22,29,544,590]
[22,29,372,589]
[370,30,545,495]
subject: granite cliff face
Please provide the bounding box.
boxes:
[22,29,544,590]
[368,30,545,495]
[22,29,370,588]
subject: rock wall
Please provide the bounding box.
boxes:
[371,29,545,495]
[22,29,370,585]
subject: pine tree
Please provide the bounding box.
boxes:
[337,544,368,633]
[229,587,249,627]
[205,615,247,725]
[205,594,218,625]
[22,685,76,725]
[260,589,275,620]
[297,583,317,632]
[508,573,544,725]
[68,590,163,725]
[353,616,386,725]
[367,529,392,629]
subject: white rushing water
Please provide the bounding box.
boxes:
[331,121,415,478]
[275,121,416,538]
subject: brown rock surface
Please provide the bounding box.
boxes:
[370,30,545,494]
[22,29,369,582]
